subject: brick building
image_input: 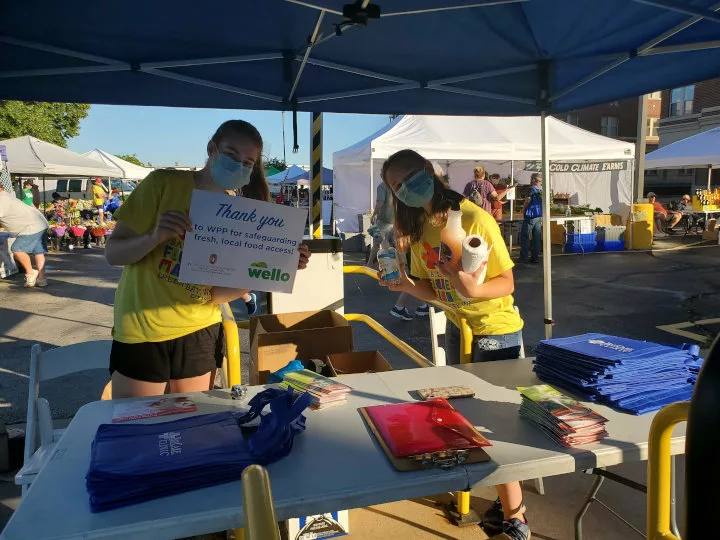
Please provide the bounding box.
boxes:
[556,94,661,149]
[645,78,720,196]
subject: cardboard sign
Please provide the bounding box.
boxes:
[178,190,307,293]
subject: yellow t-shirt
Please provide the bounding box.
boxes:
[92,184,106,206]
[410,199,523,336]
[111,170,221,344]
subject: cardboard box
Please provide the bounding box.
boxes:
[326,351,392,376]
[285,511,349,540]
[249,310,353,385]
[703,219,719,241]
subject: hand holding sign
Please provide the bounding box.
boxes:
[153,211,193,244]
[178,190,308,293]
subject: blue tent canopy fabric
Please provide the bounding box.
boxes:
[2,1,720,116]
[266,165,308,184]
[267,165,333,185]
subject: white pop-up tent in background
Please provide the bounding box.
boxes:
[645,127,720,189]
[333,115,634,232]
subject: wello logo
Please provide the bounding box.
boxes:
[247,262,290,282]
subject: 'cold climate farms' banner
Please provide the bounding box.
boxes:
[179,190,307,293]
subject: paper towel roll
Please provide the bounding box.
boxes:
[462,234,489,279]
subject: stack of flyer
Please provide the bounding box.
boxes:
[279,369,351,410]
[518,385,608,447]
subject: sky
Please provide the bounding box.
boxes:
[66,105,390,169]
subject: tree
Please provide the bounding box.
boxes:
[264,156,287,171]
[0,101,91,147]
[116,153,146,166]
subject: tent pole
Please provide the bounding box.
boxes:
[42,176,46,210]
[541,111,553,339]
[629,158,634,251]
[708,165,712,190]
[509,160,515,252]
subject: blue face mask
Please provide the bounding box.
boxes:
[395,171,435,208]
[210,152,253,190]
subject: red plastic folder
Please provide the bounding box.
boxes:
[363,399,491,458]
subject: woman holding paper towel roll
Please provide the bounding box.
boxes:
[105,120,310,399]
[378,149,528,540]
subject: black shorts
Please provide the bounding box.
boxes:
[109,323,224,383]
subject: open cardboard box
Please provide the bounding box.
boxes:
[326,351,392,376]
[249,310,353,385]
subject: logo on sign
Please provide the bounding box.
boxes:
[247,262,290,282]
[158,431,183,456]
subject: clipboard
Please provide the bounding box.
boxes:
[359,399,491,471]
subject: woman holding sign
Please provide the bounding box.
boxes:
[105,120,310,398]
[377,149,527,540]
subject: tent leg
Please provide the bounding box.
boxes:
[509,160,515,251]
[708,164,712,191]
[541,112,553,339]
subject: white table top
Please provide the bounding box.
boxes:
[549,216,595,224]
[1,361,685,540]
[375,361,686,488]
[1,373,468,540]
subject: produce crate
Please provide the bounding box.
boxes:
[596,239,625,252]
[596,225,626,243]
[564,231,596,254]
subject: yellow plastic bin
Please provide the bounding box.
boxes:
[625,203,653,250]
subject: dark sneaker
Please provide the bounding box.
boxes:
[528,258,539,264]
[245,292,258,316]
[482,497,504,533]
[498,518,531,540]
[414,304,430,317]
[390,306,413,321]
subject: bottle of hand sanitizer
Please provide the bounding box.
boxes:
[440,204,467,267]
[378,239,401,286]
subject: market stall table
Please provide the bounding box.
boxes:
[1,362,687,540]
[0,373,468,540]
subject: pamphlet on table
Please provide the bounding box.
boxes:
[518,384,608,447]
[178,190,307,293]
[279,369,352,410]
[112,396,196,422]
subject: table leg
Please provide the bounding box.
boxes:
[444,490,480,527]
[670,455,680,539]
[574,473,604,540]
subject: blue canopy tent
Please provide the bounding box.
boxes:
[3,0,720,342]
[266,165,308,185]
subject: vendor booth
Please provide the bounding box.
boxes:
[333,115,634,233]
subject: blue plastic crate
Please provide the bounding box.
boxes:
[565,232,596,245]
[596,239,625,252]
[563,242,595,254]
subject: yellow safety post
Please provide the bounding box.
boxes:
[457,490,471,514]
[647,401,689,540]
[344,313,432,368]
[311,112,323,239]
[460,317,473,364]
[221,304,242,387]
[242,465,280,540]
[343,265,378,279]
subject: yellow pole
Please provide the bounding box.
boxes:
[221,304,241,387]
[311,112,323,239]
[242,465,280,540]
[460,318,473,364]
[647,401,688,540]
[457,490,471,515]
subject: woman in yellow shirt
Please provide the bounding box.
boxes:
[105,120,310,399]
[378,149,527,540]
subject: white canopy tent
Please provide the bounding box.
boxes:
[0,136,118,177]
[82,149,153,180]
[333,115,635,232]
[645,127,720,189]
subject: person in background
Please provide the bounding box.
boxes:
[105,119,310,399]
[489,173,508,222]
[105,188,122,216]
[648,191,682,233]
[520,173,543,264]
[462,166,498,214]
[370,179,428,320]
[21,181,34,207]
[92,178,108,223]
[0,183,49,287]
[378,149,527,540]
[677,194,692,212]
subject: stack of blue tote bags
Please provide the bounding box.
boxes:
[534,333,702,415]
[86,387,311,512]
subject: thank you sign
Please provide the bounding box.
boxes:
[178,190,307,293]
